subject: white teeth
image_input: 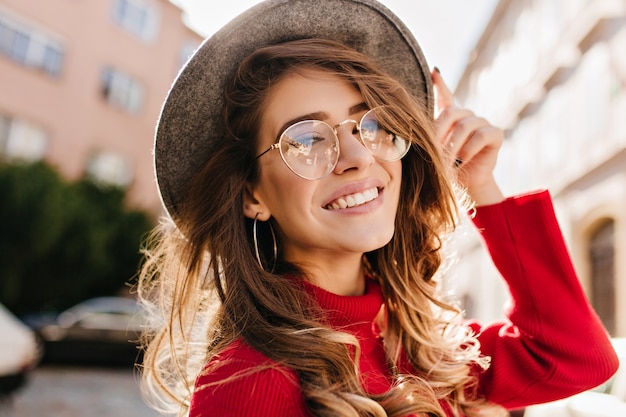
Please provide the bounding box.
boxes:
[326,187,379,210]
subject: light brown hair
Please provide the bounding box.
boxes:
[138,39,493,417]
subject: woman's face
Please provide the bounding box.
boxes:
[244,69,402,270]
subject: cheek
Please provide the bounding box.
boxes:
[258,176,319,246]
[386,161,403,197]
[259,167,315,214]
[387,163,404,221]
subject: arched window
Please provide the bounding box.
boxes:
[589,219,616,335]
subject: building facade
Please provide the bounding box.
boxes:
[0,0,202,214]
[451,0,626,336]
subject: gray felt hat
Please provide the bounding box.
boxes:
[154,0,433,221]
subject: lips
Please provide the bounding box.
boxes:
[325,187,379,210]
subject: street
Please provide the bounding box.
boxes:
[7,365,160,417]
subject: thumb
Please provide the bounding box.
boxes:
[432,67,455,114]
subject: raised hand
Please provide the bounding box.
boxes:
[432,68,505,206]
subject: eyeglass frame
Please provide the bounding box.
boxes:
[255,106,410,180]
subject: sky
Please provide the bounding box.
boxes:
[173,0,499,89]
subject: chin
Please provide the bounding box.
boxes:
[353,228,395,253]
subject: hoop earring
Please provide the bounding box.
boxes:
[253,213,277,273]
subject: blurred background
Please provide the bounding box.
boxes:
[0,0,624,416]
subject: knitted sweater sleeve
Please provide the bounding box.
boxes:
[189,341,310,417]
[468,190,618,410]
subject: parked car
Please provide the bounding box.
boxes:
[0,303,39,397]
[523,338,626,417]
[29,296,147,367]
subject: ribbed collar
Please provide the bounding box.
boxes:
[302,278,384,329]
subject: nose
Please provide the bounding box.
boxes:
[332,121,375,175]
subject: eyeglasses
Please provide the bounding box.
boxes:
[255,106,411,180]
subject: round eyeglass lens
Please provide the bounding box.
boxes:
[359,108,410,161]
[279,120,339,180]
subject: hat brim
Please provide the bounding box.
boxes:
[154,0,433,220]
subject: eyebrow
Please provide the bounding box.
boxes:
[275,102,369,141]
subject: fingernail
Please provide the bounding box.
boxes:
[433,66,441,74]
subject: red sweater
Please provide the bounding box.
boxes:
[189,191,619,416]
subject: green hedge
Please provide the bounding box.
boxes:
[0,161,153,315]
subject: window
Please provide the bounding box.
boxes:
[0,12,64,76]
[589,219,616,335]
[86,151,133,187]
[112,0,159,42]
[42,43,64,75]
[179,41,198,69]
[101,67,144,113]
[0,114,47,162]
[540,87,567,171]
[0,114,10,152]
[578,46,611,141]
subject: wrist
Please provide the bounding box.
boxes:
[466,178,505,207]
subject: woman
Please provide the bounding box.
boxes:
[138,1,618,416]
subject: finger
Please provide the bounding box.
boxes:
[435,106,474,146]
[455,125,503,166]
[447,116,491,156]
[432,67,455,113]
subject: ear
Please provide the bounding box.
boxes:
[243,182,271,221]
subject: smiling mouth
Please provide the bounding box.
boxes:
[325,187,379,210]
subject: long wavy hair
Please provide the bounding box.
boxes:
[138,39,498,417]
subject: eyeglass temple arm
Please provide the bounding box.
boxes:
[256,143,281,159]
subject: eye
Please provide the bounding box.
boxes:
[285,134,327,156]
[286,139,305,151]
[295,133,326,146]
